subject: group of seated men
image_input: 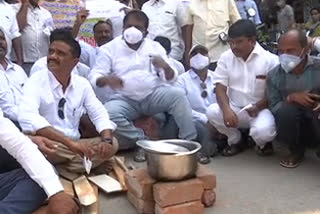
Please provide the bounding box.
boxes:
[0,2,320,214]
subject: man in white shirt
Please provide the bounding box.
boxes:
[0,28,27,124]
[30,28,91,79]
[184,0,241,71]
[18,33,118,173]
[206,20,278,156]
[0,110,79,214]
[12,0,54,75]
[142,0,186,61]
[177,45,221,164]
[0,0,23,65]
[90,10,197,162]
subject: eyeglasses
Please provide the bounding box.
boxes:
[58,98,66,120]
[200,82,208,98]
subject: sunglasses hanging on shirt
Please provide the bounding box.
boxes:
[58,98,66,120]
[200,82,208,98]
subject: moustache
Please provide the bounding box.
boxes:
[48,59,59,65]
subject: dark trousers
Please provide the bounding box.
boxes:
[0,148,46,214]
[274,102,320,154]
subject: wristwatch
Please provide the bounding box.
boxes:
[102,138,113,144]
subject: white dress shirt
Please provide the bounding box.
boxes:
[0,59,27,121]
[176,69,216,124]
[11,4,53,63]
[18,69,116,140]
[142,0,186,60]
[0,110,63,197]
[29,56,90,79]
[213,43,279,107]
[0,0,21,59]
[89,36,178,102]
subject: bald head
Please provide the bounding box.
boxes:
[278,29,308,57]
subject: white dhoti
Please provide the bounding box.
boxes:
[206,103,276,148]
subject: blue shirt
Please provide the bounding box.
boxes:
[236,0,262,25]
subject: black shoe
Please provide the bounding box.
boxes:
[134,148,146,162]
[197,152,210,164]
[255,142,274,156]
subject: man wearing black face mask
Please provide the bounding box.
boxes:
[206,19,279,157]
[267,29,320,168]
[89,10,197,162]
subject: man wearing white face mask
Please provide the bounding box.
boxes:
[206,20,279,157]
[177,45,227,164]
[267,29,320,168]
[89,10,197,162]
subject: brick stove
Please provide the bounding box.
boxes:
[124,166,217,214]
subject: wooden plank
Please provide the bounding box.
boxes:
[60,177,75,197]
[112,163,127,191]
[114,156,129,172]
[83,183,99,214]
[88,174,122,193]
[73,175,97,206]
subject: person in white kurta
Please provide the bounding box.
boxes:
[206,19,279,156]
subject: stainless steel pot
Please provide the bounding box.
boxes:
[136,139,201,181]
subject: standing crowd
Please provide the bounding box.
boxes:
[0,0,320,213]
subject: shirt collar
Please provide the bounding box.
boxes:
[238,42,264,62]
[0,58,14,72]
[47,69,75,92]
[189,69,212,81]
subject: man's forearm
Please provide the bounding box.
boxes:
[255,98,268,111]
[12,37,23,65]
[163,63,175,80]
[215,83,230,113]
[17,3,29,30]
[36,127,74,148]
[183,25,193,61]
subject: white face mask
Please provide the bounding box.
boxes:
[123,26,143,44]
[279,53,302,73]
[190,53,210,71]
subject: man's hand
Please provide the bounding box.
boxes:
[288,91,319,108]
[47,192,79,214]
[29,136,57,158]
[245,104,260,118]
[119,6,131,15]
[222,108,238,128]
[96,75,123,89]
[75,9,89,26]
[151,55,168,69]
[69,141,93,159]
[92,142,113,158]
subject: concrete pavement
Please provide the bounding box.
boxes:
[97,146,320,214]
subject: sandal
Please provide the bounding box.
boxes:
[280,153,304,168]
[222,144,242,157]
[256,142,274,156]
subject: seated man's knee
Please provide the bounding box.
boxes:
[166,87,186,100]
[276,102,300,120]
[251,123,277,143]
[206,104,221,124]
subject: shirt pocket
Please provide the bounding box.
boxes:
[161,11,176,28]
[254,79,266,98]
[67,107,84,128]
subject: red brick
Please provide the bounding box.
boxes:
[196,165,217,190]
[125,168,156,200]
[153,178,203,207]
[127,191,155,214]
[155,201,204,214]
[201,190,216,207]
